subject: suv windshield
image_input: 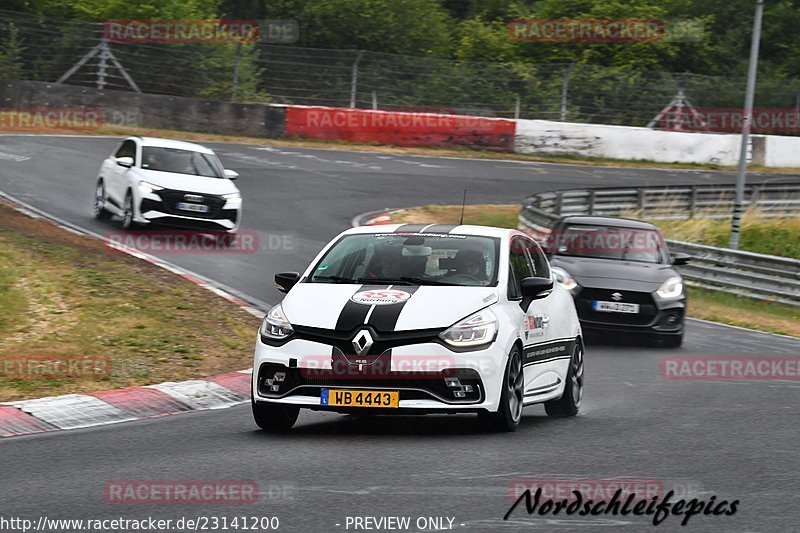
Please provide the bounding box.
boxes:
[141,147,224,178]
[548,223,668,264]
[309,233,501,287]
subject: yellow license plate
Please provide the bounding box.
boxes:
[321,389,399,408]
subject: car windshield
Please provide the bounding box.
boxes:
[141,147,224,178]
[309,232,501,287]
[549,223,668,264]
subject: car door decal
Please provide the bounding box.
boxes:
[522,338,575,366]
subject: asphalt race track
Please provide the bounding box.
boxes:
[2,134,800,532]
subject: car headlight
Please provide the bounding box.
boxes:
[259,304,294,340]
[439,308,498,349]
[656,276,684,300]
[222,192,242,207]
[138,181,163,194]
[551,266,578,291]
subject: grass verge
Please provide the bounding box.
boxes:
[5,123,800,174]
[386,204,800,338]
[0,201,260,401]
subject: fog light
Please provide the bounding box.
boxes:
[274,372,286,382]
[445,378,461,388]
[454,390,466,398]
[463,385,474,393]
[269,384,280,392]
[667,315,678,324]
[265,378,274,386]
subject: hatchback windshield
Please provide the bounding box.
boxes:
[548,224,668,264]
[141,147,224,178]
[309,233,501,287]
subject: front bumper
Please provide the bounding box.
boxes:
[138,190,240,230]
[252,335,506,412]
[572,286,685,335]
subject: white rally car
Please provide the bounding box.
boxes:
[252,224,584,432]
[93,137,242,234]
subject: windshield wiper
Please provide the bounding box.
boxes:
[356,277,458,286]
[312,275,357,283]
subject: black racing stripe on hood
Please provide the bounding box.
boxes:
[421,224,457,233]
[394,224,427,233]
[335,285,388,331]
[367,285,420,332]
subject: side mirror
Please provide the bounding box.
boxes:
[520,276,554,310]
[275,271,300,293]
[117,156,134,168]
[672,253,691,266]
[224,169,239,180]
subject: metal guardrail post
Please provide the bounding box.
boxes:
[588,190,596,215]
[750,184,761,210]
[689,186,698,219]
[637,188,646,214]
[555,193,563,216]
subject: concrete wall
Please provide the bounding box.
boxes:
[3,80,800,167]
[0,80,285,138]
[514,119,747,165]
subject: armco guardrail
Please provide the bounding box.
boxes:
[518,183,800,306]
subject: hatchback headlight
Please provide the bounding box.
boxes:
[656,277,684,300]
[138,181,163,194]
[259,304,294,340]
[439,308,498,349]
[551,266,578,291]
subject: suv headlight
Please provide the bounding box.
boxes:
[222,192,242,207]
[551,266,578,291]
[259,304,294,340]
[138,181,163,194]
[656,277,684,300]
[439,308,498,349]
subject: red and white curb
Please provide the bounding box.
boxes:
[0,189,266,438]
[351,209,395,228]
[0,370,253,437]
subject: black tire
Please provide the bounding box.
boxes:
[545,341,583,417]
[252,399,299,432]
[479,346,524,432]
[93,179,112,220]
[120,190,135,230]
[660,331,683,348]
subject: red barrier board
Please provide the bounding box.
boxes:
[285,107,516,152]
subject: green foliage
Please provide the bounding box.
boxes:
[0,23,24,80]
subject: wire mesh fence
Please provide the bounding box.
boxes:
[2,9,800,128]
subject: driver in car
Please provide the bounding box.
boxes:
[452,249,486,282]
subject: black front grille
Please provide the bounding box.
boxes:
[292,325,443,357]
[575,287,657,326]
[155,189,226,219]
[257,364,484,404]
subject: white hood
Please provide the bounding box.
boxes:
[281,283,499,331]
[139,169,238,195]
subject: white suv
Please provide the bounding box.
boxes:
[93,137,242,233]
